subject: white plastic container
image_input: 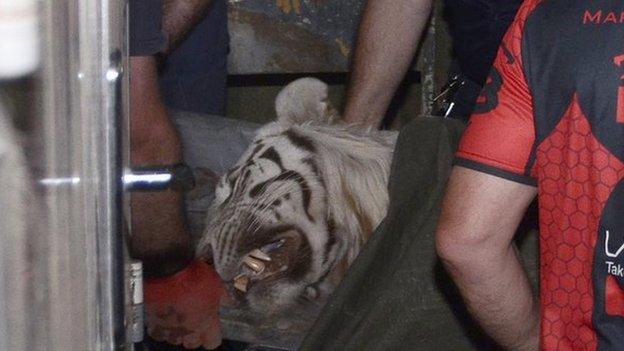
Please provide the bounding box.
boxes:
[0,0,39,79]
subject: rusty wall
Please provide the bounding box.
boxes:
[226,0,452,126]
[227,0,364,74]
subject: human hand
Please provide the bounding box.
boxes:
[144,260,224,350]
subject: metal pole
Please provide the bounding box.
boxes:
[40,0,127,349]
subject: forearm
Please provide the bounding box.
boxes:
[343,0,432,128]
[441,240,539,350]
[129,56,182,165]
[162,0,212,54]
[129,56,192,275]
[436,167,539,350]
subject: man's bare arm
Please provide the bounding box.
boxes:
[342,0,432,128]
[435,167,539,351]
[162,0,213,54]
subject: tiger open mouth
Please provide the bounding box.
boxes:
[231,225,310,295]
[233,239,286,292]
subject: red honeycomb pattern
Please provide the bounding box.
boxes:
[533,96,624,350]
[606,276,624,316]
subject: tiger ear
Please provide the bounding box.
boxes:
[275,77,339,126]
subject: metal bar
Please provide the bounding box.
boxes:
[40,0,127,349]
[123,164,195,192]
[0,95,45,351]
[90,0,127,348]
[0,5,41,349]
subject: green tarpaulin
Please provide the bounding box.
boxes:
[300,117,538,351]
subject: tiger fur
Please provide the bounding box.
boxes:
[196,78,398,313]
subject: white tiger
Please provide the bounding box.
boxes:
[196,78,397,313]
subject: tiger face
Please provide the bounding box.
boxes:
[196,78,397,313]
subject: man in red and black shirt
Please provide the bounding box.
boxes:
[435,1,624,350]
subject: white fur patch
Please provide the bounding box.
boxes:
[198,78,398,312]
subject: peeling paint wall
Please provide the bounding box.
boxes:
[227,0,364,74]
[226,0,451,128]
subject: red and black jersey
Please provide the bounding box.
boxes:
[456,0,624,349]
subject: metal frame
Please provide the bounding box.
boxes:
[40,0,127,349]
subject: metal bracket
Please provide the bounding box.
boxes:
[123,163,195,192]
[431,75,465,117]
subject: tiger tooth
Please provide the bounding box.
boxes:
[234,274,249,292]
[243,256,265,274]
[249,249,271,262]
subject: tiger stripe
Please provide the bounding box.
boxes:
[196,77,396,313]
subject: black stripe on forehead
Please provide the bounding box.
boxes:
[223,165,240,190]
[277,170,314,222]
[323,216,337,264]
[234,168,253,198]
[302,157,320,178]
[226,145,262,199]
[249,170,314,222]
[258,147,285,171]
[234,142,265,175]
[249,143,264,158]
[226,141,273,199]
[286,129,316,153]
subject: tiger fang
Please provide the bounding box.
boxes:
[233,274,250,292]
[243,256,266,274]
[249,249,272,262]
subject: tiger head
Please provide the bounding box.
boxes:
[196,78,397,313]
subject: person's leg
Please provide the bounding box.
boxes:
[129,55,193,277]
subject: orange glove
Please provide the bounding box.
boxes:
[144,260,224,350]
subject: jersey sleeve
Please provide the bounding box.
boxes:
[455,3,537,186]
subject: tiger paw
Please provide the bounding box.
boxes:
[144,260,224,350]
